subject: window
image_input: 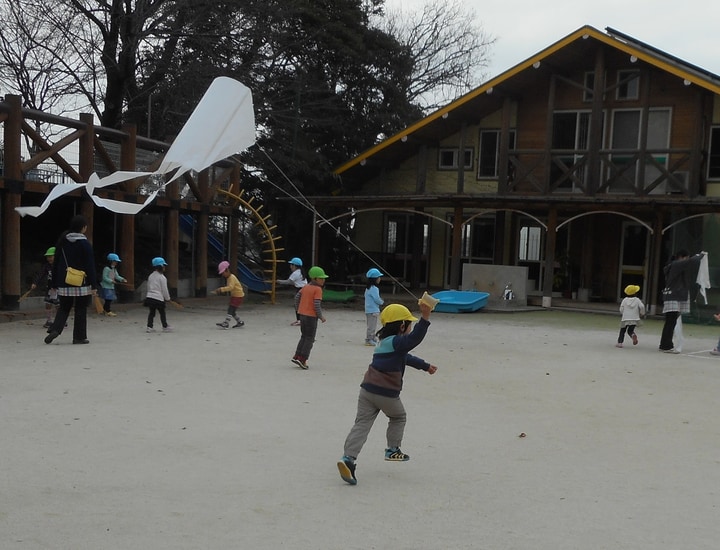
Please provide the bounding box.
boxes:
[708,127,720,180]
[384,213,429,284]
[551,111,596,191]
[608,108,671,193]
[438,148,473,170]
[518,226,542,262]
[616,70,640,100]
[478,129,516,178]
[461,217,495,260]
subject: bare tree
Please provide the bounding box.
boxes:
[376,0,496,111]
[0,0,87,114]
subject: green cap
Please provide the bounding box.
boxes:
[307,266,328,279]
[44,247,56,256]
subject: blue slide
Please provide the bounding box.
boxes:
[179,215,271,293]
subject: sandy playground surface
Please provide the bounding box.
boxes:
[2,293,720,549]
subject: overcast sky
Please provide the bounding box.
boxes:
[386,0,720,79]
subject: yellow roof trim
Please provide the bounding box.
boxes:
[335,25,720,175]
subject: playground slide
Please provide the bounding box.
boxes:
[179,215,271,293]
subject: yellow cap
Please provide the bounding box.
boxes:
[380,304,418,325]
[624,284,640,296]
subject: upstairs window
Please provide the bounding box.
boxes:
[478,129,516,178]
[616,70,640,100]
[438,148,473,170]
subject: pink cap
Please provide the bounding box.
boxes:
[218,260,230,274]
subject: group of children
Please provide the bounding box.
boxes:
[32,245,439,487]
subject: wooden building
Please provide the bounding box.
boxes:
[312,26,720,313]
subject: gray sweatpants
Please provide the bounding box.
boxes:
[343,388,407,459]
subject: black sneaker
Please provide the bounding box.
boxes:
[216,321,230,330]
[385,447,410,461]
[232,320,244,328]
[337,456,357,485]
[44,331,59,344]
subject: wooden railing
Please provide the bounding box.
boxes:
[504,148,696,197]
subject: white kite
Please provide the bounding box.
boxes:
[16,76,255,217]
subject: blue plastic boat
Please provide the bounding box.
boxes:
[430,290,490,313]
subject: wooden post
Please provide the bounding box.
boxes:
[542,208,558,308]
[498,97,512,193]
[449,206,463,289]
[587,48,605,195]
[543,75,556,193]
[195,170,210,296]
[118,123,137,302]
[457,123,466,194]
[648,212,664,316]
[165,179,180,298]
[78,113,96,249]
[1,95,23,308]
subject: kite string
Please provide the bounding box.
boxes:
[251,147,419,301]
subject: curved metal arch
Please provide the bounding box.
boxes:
[317,207,453,227]
[462,209,548,230]
[556,210,653,233]
[662,213,718,234]
[217,188,279,304]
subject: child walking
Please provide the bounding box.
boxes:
[364,268,384,345]
[31,247,59,328]
[100,253,127,316]
[276,257,306,325]
[291,266,328,369]
[337,302,438,486]
[144,257,173,333]
[616,284,645,348]
[212,260,245,329]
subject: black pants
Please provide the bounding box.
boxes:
[660,311,679,350]
[146,298,168,328]
[618,324,636,344]
[294,314,318,361]
[49,295,90,341]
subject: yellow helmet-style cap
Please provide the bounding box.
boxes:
[624,284,640,296]
[380,304,418,326]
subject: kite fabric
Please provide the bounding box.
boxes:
[16,77,255,218]
[696,252,711,304]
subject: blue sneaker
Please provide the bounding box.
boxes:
[385,447,410,461]
[337,456,357,485]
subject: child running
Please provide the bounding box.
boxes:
[144,257,173,333]
[616,284,645,348]
[364,268,384,345]
[337,302,438,486]
[31,247,59,328]
[276,257,307,325]
[212,260,245,329]
[100,253,127,316]
[291,265,328,369]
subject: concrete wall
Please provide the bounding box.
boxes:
[461,264,529,306]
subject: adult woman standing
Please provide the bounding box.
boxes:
[45,215,98,344]
[659,249,704,353]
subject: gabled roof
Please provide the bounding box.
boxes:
[335,25,720,178]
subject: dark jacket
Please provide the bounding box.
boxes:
[51,233,97,290]
[361,318,431,398]
[663,254,702,302]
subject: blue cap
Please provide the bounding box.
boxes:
[107,253,121,262]
[288,257,303,266]
[152,257,168,267]
[366,268,383,279]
